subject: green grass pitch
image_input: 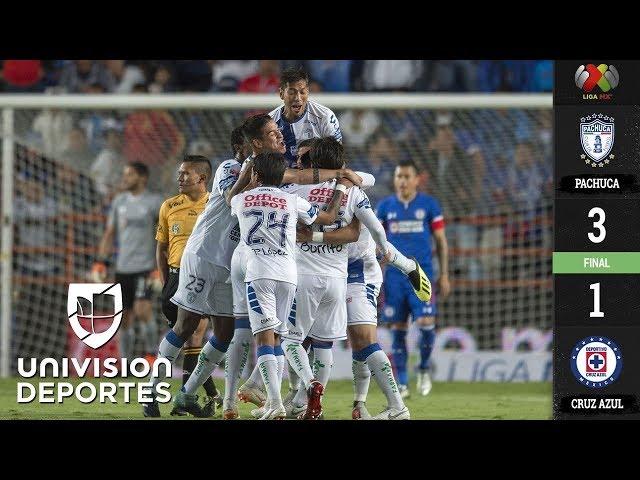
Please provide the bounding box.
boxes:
[0,377,551,420]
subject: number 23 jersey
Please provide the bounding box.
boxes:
[231,186,318,284]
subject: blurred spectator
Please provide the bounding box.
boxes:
[1,60,45,92]
[14,173,60,275]
[61,127,94,171]
[424,114,484,278]
[238,60,280,93]
[417,60,476,92]
[58,60,114,93]
[77,83,120,153]
[477,60,538,92]
[123,108,185,168]
[210,60,258,91]
[309,81,323,93]
[188,139,214,158]
[338,109,380,150]
[532,60,553,92]
[361,60,423,92]
[172,60,211,92]
[104,60,146,94]
[308,60,352,92]
[358,133,401,204]
[32,97,74,158]
[384,109,421,145]
[90,125,125,203]
[507,140,549,212]
[148,64,175,93]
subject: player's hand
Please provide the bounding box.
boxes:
[437,274,451,300]
[149,270,163,294]
[337,176,355,189]
[90,262,107,283]
[296,225,312,243]
[377,247,393,267]
[339,168,363,187]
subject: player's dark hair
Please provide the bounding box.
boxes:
[280,68,309,90]
[298,138,319,169]
[243,113,273,143]
[253,152,286,187]
[397,158,419,174]
[231,125,246,157]
[128,161,149,179]
[183,155,212,182]
[309,137,344,170]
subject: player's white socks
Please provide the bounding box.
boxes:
[224,322,252,406]
[352,359,371,403]
[356,343,404,410]
[150,330,184,389]
[288,363,301,391]
[246,358,264,389]
[311,342,333,388]
[387,242,417,275]
[282,339,315,406]
[274,344,285,386]
[183,335,229,395]
[256,346,282,406]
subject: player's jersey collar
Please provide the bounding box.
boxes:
[279,103,309,125]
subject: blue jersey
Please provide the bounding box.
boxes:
[269,100,342,167]
[376,192,444,278]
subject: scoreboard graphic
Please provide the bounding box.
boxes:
[554,61,640,418]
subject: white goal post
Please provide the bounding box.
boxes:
[0,93,552,378]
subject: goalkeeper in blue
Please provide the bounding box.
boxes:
[376,159,451,398]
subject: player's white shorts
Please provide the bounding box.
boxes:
[282,275,347,343]
[231,245,249,317]
[246,279,296,335]
[346,282,381,326]
[170,251,233,317]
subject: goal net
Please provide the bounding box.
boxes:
[0,94,552,376]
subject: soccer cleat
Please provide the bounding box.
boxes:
[213,393,224,410]
[260,403,286,420]
[201,395,217,417]
[302,380,324,420]
[251,405,267,419]
[372,405,411,420]
[399,384,410,399]
[407,257,432,302]
[169,405,188,416]
[352,401,371,420]
[173,391,208,418]
[143,399,160,418]
[417,371,433,396]
[285,402,307,419]
[237,381,267,407]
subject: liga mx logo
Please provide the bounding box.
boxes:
[580,114,615,167]
[67,283,123,349]
[575,64,619,99]
[570,336,623,388]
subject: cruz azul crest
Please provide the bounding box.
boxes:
[580,114,615,167]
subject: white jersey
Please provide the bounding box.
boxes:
[183,159,242,269]
[347,227,383,286]
[269,100,342,167]
[282,182,369,278]
[231,186,318,284]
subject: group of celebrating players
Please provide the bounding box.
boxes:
[93,68,450,420]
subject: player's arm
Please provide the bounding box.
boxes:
[355,171,375,189]
[282,167,363,187]
[92,219,115,282]
[297,216,361,244]
[312,179,352,225]
[433,227,451,299]
[156,241,169,285]
[225,159,253,206]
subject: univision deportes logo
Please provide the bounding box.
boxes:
[575,64,619,100]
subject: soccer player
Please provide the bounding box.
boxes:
[229,152,351,419]
[155,154,224,417]
[269,68,342,167]
[93,162,162,363]
[297,138,427,419]
[377,159,451,398]
[221,120,362,420]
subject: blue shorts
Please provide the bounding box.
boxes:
[381,271,437,323]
